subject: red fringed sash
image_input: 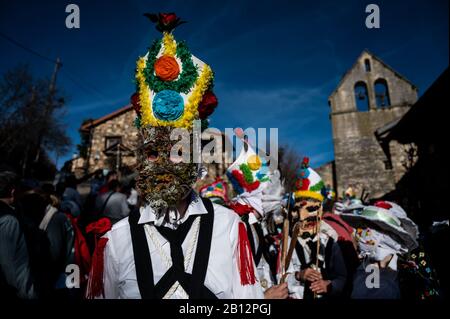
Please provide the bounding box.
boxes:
[85,218,112,299]
[237,222,256,285]
[86,238,109,299]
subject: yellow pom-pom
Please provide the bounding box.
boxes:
[247,155,262,170]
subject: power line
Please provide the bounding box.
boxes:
[1,31,108,100]
[0,31,57,64]
[60,69,106,100]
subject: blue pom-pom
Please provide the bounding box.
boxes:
[226,171,244,194]
[152,90,184,121]
[298,168,310,179]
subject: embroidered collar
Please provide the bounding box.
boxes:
[138,192,208,228]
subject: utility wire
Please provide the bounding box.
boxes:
[0,31,57,64]
[1,31,107,99]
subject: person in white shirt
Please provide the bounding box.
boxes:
[282,158,347,299]
[85,13,263,299]
[226,139,288,299]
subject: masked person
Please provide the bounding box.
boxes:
[199,177,230,207]
[340,201,419,299]
[283,157,347,299]
[86,13,263,299]
[226,140,288,299]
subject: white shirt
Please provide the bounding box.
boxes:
[283,222,338,299]
[246,218,275,293]
[100,195,264,299]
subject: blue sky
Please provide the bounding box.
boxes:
[1,0,448,169]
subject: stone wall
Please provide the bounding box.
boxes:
[87,110,139,173]
[329,51,418,199]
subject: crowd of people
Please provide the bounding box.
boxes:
[0,167,135,299]
[1,12,446,300]
[0,153,445,300]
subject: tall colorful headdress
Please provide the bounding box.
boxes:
[131,13,218,129]
[226,139,272,216]
[294,157,326,202]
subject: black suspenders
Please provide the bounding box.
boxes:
[129,197,217,299]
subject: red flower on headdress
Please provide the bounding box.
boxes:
[302,157,310,168]
[160,13,177,26]
[131,93,141,114]
[144,12,186,33]
[198,91,218,119]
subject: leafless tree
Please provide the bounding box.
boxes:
[0,65,70,178]
[278,144,303,193]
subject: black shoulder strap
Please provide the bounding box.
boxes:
[190,197,215,299]
[129,208,155,299]
[99,191,115,217]
[253,223,265,266]
[324,237,335,274]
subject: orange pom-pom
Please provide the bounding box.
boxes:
[154,55,180,81]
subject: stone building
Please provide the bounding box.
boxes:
[72,105,138,177]
[326,50,418,199]
[72,105,232,188]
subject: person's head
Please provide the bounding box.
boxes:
[294,198,323,238]
[106,170,118,183]
[293,157,326,238]
[131,13,219,213]
[19,190,49,223]
[107,179,121,192]
[136,126,198,211]
[0,171,19,204]
[94,169,104,179]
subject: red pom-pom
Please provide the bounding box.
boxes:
[229,202,254,216]
[131,93,141,114]
[231,169,260,193]
[302,157,310,167]
[198,91,218,119]
[296,178,310,191]
[374,201,392,210]
[86,218,112,235]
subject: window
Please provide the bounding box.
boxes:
[375,78,391,107]
[354,81,370,111]
[364,59,371,72]
[105,136,122,150]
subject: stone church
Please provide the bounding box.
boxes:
[318,50,418,200]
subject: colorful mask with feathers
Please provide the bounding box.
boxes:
[133,13,218,211]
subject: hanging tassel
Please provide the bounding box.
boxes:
[86,237,109,299]
[237,222,256,285]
